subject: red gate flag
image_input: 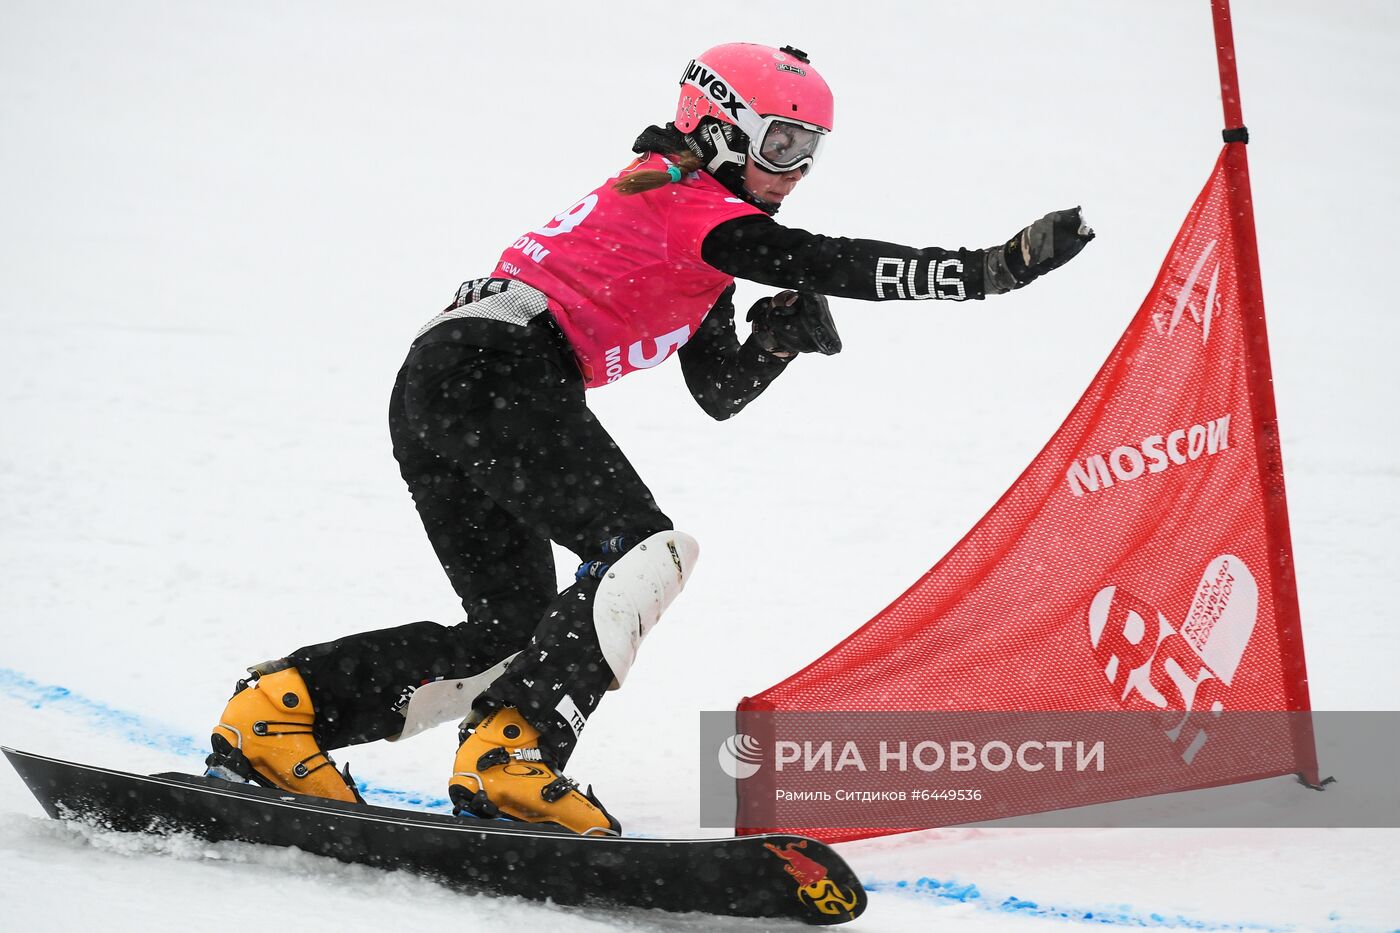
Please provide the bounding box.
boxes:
[737,143,1319,841]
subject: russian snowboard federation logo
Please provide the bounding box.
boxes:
[1087,555,1259,763]
[1179,554,1259,686]
[718,733,763,779]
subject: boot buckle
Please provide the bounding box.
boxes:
[476,747,510,770]
[540,775,579,803]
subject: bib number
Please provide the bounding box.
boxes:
[534,194,599,238]
[604,326,693,383]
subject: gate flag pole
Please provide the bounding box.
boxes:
[1209,0,1321,786]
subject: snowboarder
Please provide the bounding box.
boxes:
[204,42,1094,836]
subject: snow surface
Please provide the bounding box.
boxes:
[2,1,1397,930]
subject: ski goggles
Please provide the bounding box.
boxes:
[749,116,826,175]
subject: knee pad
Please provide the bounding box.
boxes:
[594,530,699,689]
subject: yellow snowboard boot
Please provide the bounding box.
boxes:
[449,707,620,836]
[206,662,361,803]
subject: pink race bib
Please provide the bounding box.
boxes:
[495,154,764,387]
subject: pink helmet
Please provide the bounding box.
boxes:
[676,43,834,175]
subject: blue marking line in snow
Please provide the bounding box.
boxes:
[0,666,206,760]
[864,877,1294,931]
[0,666,452,811]
[358,786,452,812]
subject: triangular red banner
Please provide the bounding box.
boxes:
[738,147,1318,841]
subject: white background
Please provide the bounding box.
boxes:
[2,1,1397,929]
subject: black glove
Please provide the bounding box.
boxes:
[984,207,1095,295]
[745,290,842,357]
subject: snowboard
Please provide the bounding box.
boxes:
[3,747,866,925]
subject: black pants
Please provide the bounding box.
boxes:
[291,313,671,764]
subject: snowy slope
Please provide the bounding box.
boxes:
[2,1,1397,930]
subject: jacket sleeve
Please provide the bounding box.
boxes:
[700,214,987,301]
[677,285,792,421]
